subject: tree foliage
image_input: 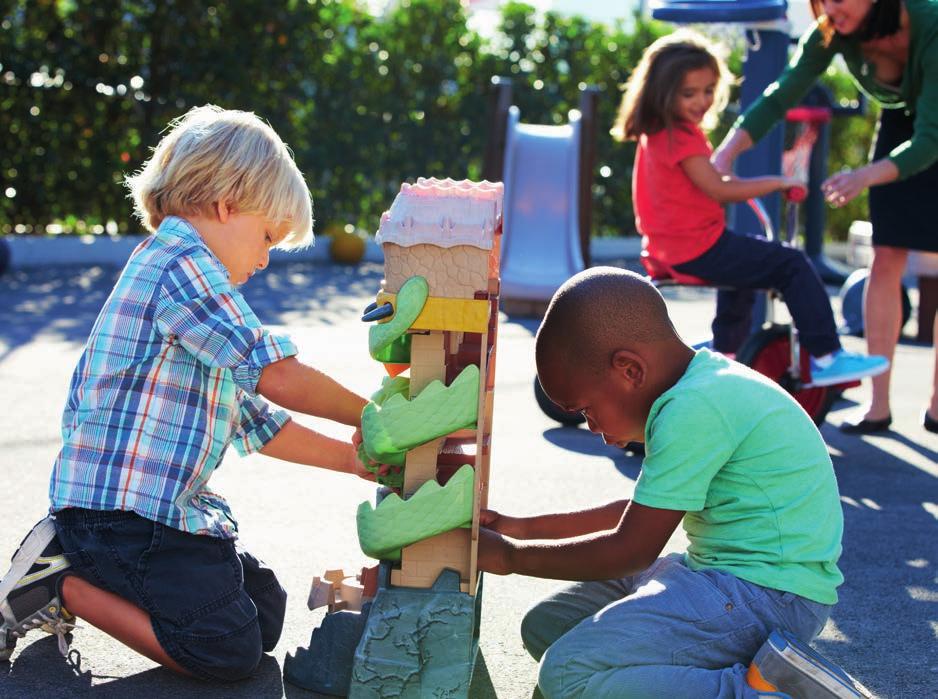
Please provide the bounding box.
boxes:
[0,0,876,239]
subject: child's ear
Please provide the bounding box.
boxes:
[215,201,233,223]
[611,349,646,389]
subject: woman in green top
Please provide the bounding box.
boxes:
[714,0,938,435]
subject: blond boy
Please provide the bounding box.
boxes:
[0,106,372,680]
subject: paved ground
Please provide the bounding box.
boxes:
[0,260,935,698]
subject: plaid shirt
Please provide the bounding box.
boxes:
[50,216,296,538]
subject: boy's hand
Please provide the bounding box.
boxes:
[477,527,515,576]
[480,508,528,539]
[351,428,363,450]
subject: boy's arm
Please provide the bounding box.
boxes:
[484,499,629,539]
[479,502,685,581]
[257,357,367,427]
[258,419,371,477]
[681,155,797,204]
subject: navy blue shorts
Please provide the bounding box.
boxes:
[53,508,287,681]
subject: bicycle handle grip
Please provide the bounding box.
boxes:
[785,185,807,203]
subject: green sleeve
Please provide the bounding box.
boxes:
[736,25,836,143]
[888,37,938,178]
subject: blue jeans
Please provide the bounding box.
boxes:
[673,229,841,358]
[522,554,831,699]
[53,508,287,681]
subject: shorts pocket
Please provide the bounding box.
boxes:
[141,527,243,627]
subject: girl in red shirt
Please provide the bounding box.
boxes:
[611,30,887,388]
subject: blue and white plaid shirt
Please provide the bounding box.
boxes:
[50,216,296,538]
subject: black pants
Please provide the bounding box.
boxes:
[674,229,841,357]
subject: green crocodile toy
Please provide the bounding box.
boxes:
[361,363,479,467]
[357,463,475,560]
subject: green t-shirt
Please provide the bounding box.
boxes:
[738,0,938,179]
[633,349,843,605]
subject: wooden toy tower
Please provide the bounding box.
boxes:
[380,177,500,595]
[349,177,502,697]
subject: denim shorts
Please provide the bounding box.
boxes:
[53,508,287,681]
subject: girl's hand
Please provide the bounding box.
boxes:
[822,168,867,207]
[477,527,515,576]
[351,428,363,450]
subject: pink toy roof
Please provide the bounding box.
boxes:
[376,177,504,250]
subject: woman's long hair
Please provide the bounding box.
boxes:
[810,0,902,45]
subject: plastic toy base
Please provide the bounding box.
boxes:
[349,568,481,699]
[284,602,373,696]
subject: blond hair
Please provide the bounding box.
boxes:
[125,105,313,249]
[611,30,731,141]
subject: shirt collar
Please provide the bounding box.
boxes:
[157,215,228,276]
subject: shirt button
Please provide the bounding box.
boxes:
[725,602,734,611]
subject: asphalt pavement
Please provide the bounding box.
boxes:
[0,260,935,698]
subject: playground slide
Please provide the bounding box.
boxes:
[500,106,585,302]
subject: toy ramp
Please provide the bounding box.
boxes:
[500,106,585,302]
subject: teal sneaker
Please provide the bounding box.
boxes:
[807,350,889,388]
[747,629,869,698]
[0,517,76,660]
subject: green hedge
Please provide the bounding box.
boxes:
[0,0,875,240]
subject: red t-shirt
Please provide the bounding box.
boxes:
[632,122,725,265]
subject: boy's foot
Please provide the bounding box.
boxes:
[747,629,868,698]
[0,516,76,660]
[807,350,889,388]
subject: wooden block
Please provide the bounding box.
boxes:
[399,529,471,590]
[404,438,443,496]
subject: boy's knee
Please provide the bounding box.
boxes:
[174,620,264,681]
[520,603,554,662]
[537,641,582,699]
[255,581,287,652]
[164,592,266,681]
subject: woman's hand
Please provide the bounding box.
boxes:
[712,127,753,176]
[822,168,868,207]
[711,148,736,177]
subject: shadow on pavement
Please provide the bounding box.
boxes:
[0,636,286,697]
[542,426,642,481]
[818,425,937,698]
[0,262,385,363]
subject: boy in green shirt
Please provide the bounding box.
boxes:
[478,267,854,698]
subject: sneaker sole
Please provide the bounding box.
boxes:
[805,364,889,389]
[0,517,56,605]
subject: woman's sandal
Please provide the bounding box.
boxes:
[840,414,892,434]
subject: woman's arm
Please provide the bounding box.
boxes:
[715,24,834,173]
[257,357,367,427]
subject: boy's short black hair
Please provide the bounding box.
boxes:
[535,267,676,379]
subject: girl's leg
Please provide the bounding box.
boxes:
[675,231,841,357]
[535,556,827,699]
[713,289,756,354]
[60,575,190,675]
[862,246,908,421]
